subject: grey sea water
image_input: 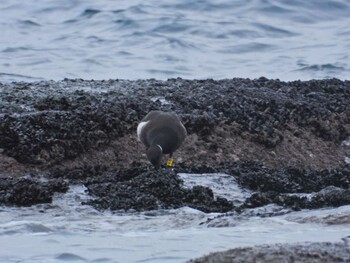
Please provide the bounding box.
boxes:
[1,1,350,262]
[1,0,350,82]
[1,174,350,263]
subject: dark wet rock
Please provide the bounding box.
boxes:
[85,169,233,212]
[188,241,350,263]
[0,177,68,206]
[55,253,86,261]
[309,186,350,208]
[48,161,350,212]
[0,78,349,172]
[174,163,220,174]
[228,164,350,193]
[0,78,349,210]
[178,161,350,194]
[242,186,350,211]
[49,164,110,182]
[0,97,136,164]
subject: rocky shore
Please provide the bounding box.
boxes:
[1,78,349,260]
[189,240,350,263]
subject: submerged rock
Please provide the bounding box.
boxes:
[227,164,350,193]
[188,241,350,263]
[309,186,350,208]
[241,187,350,211]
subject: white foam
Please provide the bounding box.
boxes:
[345,157,350,165]
[1,179,350,263]
[341,137,350,147]
[282,205,350,224]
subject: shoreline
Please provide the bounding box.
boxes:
[188,240,350,263]
[0,77,349,209]
[0,78,349,176]
[1,77,350,261]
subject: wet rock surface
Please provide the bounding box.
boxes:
[0,78,349,171]
[188,240,350,263]
[0,177,68,206]
[242,186,350,211]
[1,78,350,262]
[0,78,349,210]
[49,162,350,213]
[84,168,233,212]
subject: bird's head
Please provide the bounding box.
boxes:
[146,145,163,170]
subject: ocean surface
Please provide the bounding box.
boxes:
[1,173,350,263]
[1,1,350,262]
[1,0,350,82]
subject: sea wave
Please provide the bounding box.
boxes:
[0,0,349,81]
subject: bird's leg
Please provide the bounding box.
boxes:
[166,153,174,167]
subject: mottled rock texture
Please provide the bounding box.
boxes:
[0,78,349,211]
[1,78,349,174]
[188,241,350,263]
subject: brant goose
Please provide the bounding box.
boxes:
[137,111,187,169]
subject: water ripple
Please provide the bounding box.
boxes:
[297,63,346,73]
[0,0,349,82]
[56,253,86,261]
[80,9,101,19]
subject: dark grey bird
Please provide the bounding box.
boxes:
[137,111,187,169]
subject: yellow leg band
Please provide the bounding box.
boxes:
[167,157,174,167]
